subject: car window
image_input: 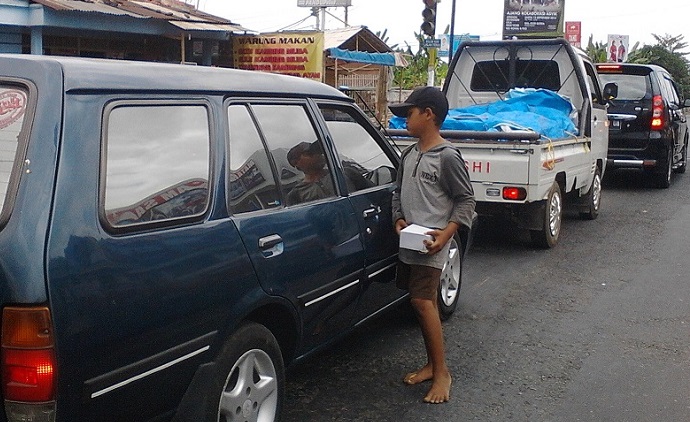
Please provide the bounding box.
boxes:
[318,104,397,191]
[661,75,680,105]
[227,104,281,213]
[103,103,211,228]
[250,104,336,206]
[599,73,651,101]
[0,86,28,223]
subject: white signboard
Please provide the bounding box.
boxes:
[297,0,351,6]
[607,34,629,63]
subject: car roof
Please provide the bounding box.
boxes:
[0,54,350,100]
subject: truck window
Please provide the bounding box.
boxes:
[103,103,211,228]
[470,60,561,92]
[0,86,29,224]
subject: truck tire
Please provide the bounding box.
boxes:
[579,167,601,220]
[530,182,562,248]
[439,235,462,321]
[209,322,284,422]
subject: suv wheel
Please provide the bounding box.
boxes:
[653,147,672,189]
[674,137,688,174]
[438,235,462,321]
[211,322,284,422]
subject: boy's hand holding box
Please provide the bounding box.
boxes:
[399,224,433,253]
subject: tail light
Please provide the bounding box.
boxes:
[2,306,56,422]
[503,187,527,201]
[651,95,664,130]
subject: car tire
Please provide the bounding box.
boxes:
[210,322,284,422]
[674,137,688,174]
[530,182,562,248]
[438,235,463,321]
[579,166,601,220]
[653,147,672,188]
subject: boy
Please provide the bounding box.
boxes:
[389,86,475,404]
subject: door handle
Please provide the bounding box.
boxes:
[362,206,381,219]
[258,234,282,249]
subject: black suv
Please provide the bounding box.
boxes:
[597,63,690,188]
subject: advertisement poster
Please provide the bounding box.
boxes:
[232,31,324,81]
[565,21,581,48]
[607,34,629,63]
[439,34,480,58]
[503,0,565,39]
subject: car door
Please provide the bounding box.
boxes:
[314,102,405,321]
[226,101,365,353]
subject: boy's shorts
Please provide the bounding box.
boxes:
[396,262,441,301]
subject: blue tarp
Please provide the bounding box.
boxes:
[389,88,579,139]
[329,47,396,66]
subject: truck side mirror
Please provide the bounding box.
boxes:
[603,82,618,102]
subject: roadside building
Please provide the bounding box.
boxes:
[0,0,251,66]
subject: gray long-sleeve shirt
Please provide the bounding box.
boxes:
[392,142,476,269]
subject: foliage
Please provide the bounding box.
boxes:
[391,32,447,89]
[587,33,690,98]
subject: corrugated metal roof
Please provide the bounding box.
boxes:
[31,0,255,32]
[323,26,390,52]
[169,21,252,33]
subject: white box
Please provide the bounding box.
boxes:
[400,224,433,253]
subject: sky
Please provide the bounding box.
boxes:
[196,0,690,54]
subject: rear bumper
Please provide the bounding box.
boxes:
[606,158,657,169]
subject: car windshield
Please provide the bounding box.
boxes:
[599,73,650,101]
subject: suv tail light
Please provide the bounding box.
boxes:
[2,307,56,422]
[651,95,664,130]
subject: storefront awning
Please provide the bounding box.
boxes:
[328,47,408,67]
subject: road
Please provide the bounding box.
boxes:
[281,168,690,422]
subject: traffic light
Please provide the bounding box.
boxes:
[421,0,437,37]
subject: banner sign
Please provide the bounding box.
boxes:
[232,31,324,81]
[565,21,581,48]
[440,34,480,57]
[607,34,629,63]
[502,0,565,39]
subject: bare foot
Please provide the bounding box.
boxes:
[403,364,433,385]
[423,371,451,404]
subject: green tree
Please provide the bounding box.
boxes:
[392,32,447,89]
[627,34,690,97]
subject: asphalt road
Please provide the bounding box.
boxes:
[281,167,690,422]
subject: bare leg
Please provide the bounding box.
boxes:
[407,297,452,403]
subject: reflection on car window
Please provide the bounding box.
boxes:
[599,74,650,101]
[251,104,336,206]
[318,104,396,191]
[0,86,28,219]
[227,105,281,213]
[104,104,210,227]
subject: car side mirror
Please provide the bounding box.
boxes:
[683,98,690,108]
[602,82,618,103]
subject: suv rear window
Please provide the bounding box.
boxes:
[0,86,28,221]
[470,60,561,92]
[598,73,651,101]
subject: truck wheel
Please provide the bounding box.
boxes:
[439,235,462,321]
[653,148,672,188]
[210,322,284,422]
[530,182,562,248]
[579,167,601,220]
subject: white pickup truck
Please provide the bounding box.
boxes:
[388,39,618,248]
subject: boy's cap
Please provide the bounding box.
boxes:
[388,86,449,120]
[287,141,322,166]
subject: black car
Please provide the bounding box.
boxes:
[597,63,690,188]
